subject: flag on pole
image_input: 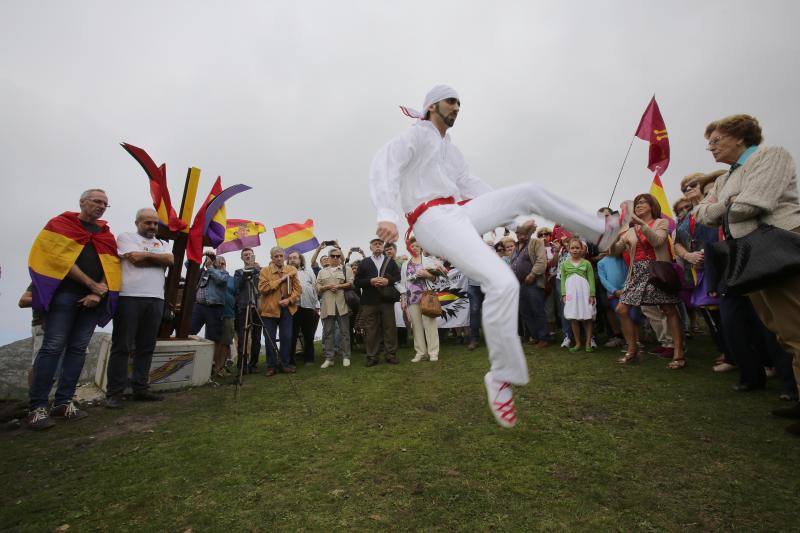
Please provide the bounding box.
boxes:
[634,96,670,174]
[648,173,676,232]
[216,219,267,255]
[186,177,223,263]
[121,143,186,232]
[273,219,320,255]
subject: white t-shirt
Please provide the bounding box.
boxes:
[117,232,172,298]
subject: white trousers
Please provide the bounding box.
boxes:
[413,182,605,384]
[408,303,440,357]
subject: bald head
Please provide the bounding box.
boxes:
[135,208,160,238]
[516,220,536,244]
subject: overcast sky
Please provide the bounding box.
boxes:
[1,1,799,344]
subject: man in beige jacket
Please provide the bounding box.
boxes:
[316,248,354,368]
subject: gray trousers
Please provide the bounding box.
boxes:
[322,313,351,360]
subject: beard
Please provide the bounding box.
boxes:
[435,104,457,127]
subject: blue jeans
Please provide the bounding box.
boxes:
[467,284,485,342]
[519,284,550,340]
[262,307,294,369]
[29,291,101,409]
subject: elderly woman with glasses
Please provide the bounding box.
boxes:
[694,114,800,435]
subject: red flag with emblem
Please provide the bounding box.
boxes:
[634,96,670,174]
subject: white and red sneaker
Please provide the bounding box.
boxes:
[484,371,517,428]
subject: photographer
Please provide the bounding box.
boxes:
[311,240,339,275]
[233,248,262,373]
[189,251,231,376]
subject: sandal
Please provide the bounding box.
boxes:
[569,346,581,353]
[585,347,595,353]
[667,358,687,370]
[617,352,639,364]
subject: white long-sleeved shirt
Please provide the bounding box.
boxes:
[369,120,493,225]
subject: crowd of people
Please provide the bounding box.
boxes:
[19,113,800,438]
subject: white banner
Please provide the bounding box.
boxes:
[395,268,470,328]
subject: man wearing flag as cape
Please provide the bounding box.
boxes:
[26,188,122,430]
[370,85,620,428]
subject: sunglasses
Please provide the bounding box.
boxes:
[681,182,699,193]
[330,254,342,258]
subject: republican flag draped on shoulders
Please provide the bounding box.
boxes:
[216,219,267,255]
[273,219,319,255]
[28,212,121,326]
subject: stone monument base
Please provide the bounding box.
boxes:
[94,336,214,393]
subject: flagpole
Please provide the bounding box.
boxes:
[607,134,636,209]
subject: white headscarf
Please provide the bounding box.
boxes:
[399,84,459,120]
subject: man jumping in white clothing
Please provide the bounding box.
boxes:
[369,84,619,428]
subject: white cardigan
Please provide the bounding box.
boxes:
[399,255,443,296]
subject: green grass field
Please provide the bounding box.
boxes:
[1,337,797,532]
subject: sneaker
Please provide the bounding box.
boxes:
[604,337,624,348]
[467,340,479,350]
[321,359,334,369]
[713,362,737,373]
[484,372,517,428]
[343,358,350,367]
[429,355,439,362]
[590,337,598,349]
[50,401,88,422]
[132,390,163,402]
[105,395,124,409]
[410,354,425,363]
[560,337,571,349]
[765,367,777,378]
[27,407,55,431]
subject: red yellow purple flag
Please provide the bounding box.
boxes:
[273,219,320,254]
[648,173,676,232]
[634,96,670,174]
[216,219,267,255]
[186,177,223,264]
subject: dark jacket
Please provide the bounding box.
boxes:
[354,255,401,306]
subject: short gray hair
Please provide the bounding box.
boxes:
[80,188,107,201]
[270,246,285,257]
[135,208,158,222]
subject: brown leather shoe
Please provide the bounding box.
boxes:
[282,366,297,374]
[265,367,277,377]
[365,359,379,367]
[467,340,479,350]
[385,356,399,365]
[534,340,549,349]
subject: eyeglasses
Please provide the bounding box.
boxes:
[707,135,725,147]
[443,97,461,106]
[539,232,552,236]
[681,182,699,193]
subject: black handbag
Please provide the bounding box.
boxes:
[648,261,681,294]
[710,211,800,295]
[636,226,681,294]
[377,256,401,303]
